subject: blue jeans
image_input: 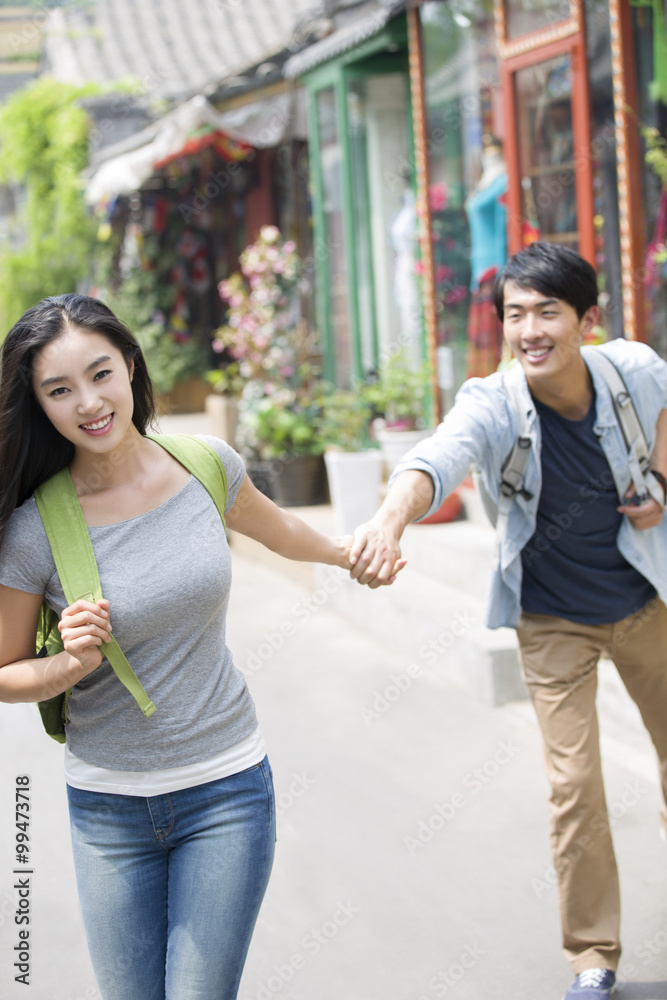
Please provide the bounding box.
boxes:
[66,758,276,1000]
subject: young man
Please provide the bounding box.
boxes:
[350,243,667,999]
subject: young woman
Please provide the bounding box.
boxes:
[0,294,397,1000]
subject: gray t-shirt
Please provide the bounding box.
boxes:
[0,436,259,770]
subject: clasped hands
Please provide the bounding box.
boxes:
[344,519,407,589]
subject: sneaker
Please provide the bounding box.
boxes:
[564,968,616,999]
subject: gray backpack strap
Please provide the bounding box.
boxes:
[473,366,534,532]
[588,350,664,507]
[494,367,534,547]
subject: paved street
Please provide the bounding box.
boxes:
[1,546,667,1000]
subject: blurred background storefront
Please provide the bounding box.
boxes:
[416,0,667,415]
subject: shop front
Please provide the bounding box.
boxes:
[414,0,667,412]
[286,12,428,391]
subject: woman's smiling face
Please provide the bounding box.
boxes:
[32,325,135,453]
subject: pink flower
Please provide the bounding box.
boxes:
[283,240,296,253]
[429,182,448,212]
[434,264,454,284]
[443,285,468,306]
[212,339,225,354]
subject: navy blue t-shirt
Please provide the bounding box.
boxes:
[521,393,656,623]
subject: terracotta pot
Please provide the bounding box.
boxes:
[418,491,463,525]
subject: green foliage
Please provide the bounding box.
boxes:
[205,362,245,398]
[0,76,101,332]
[134,322,210,397]
[643,126,667,187]
[642,126,667,267]
[316,387,372,452]
[364,349,433,425]
[237,382,324,460]
[105,261,208,396]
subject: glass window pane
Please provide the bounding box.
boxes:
[585,0,622,340]
[421,0,504,408]
[505,0,572,40]
[347,81,376,377]
[515,55,579,252]
[316,87,352,387]
[347,74,415,377]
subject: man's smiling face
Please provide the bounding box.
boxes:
[502,280,595,389]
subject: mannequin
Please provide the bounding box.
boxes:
[390,186,421,345]
[465,136,508,289]
[464,136,508,377]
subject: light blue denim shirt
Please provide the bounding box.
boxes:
[390,340,667,629]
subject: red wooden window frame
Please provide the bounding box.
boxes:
[497,7,595,267]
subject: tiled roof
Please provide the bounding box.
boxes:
[284,0,404,78]
[42,0,321,104]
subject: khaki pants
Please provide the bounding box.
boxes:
[516,598,667,974]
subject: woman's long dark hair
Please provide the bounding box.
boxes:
[0,294,156,545]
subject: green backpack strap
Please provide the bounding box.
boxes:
[34,469,156,720]
[146,434,227,527]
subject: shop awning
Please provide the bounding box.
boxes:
[85,95,255,204]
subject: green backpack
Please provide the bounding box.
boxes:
[33,434,228,743]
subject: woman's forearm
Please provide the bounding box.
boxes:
[227,475,350,567]
[0,650,87,704]
[260,508,349,566]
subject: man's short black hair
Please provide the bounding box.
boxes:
[494,242,599,322]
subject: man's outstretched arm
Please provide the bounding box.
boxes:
[349,470,435,588]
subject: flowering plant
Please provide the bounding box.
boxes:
[211,227,327,459]
[212,225,301,391]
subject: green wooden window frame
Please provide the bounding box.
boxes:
[302,18,421,387]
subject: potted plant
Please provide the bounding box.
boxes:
[317,388,383,535]
[236,377,327,506]
[210,226,328,503]
[364,348,436,474]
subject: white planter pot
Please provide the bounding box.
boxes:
[374,426,434,476]
[324,450,384,535]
